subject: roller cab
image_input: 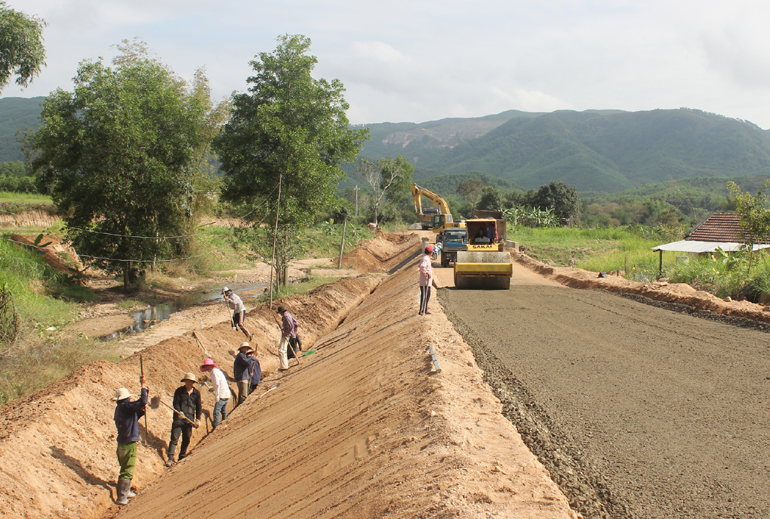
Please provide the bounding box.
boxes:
[453,216,512,290]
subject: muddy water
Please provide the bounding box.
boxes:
[99,283,265,340]
[439,285,770,519]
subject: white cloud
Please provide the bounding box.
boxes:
[6,0,770,128]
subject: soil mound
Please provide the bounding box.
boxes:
[341,231,420,273]
[10,234,83,273]
[0,210,59,229]
[112,263,576,519]
[0,274,383,519]
[513,251,770,324]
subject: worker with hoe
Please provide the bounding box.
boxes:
[223,287,253,340]
[234,342,258,405]
[112,375,149,505]
[166,372,202,467]
[418,245,434,315]
[277,305,300,371]
[200,358,230,428]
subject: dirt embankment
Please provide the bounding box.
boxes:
[0,210,60,229]
[0,274,382,519]
[513,251,770,324]
[0,231,578,519]
[111,258,576,519]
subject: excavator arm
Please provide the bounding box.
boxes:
[412,183,451,215]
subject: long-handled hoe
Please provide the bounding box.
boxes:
[149,396,199,428]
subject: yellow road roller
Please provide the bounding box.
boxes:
[454,215,512,290]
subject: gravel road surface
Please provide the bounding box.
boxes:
[439,284,770,518]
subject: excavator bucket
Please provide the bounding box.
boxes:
[453,251,512,290]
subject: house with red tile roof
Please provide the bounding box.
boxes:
[650,212,770,278]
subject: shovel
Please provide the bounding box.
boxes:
[150,396,199,428]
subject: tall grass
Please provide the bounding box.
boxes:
[0,239,78,325]
[0,191,54,205]
[513,226,666,279]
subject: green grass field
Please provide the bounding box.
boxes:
[0,191,53,205]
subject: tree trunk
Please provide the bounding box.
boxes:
[123,262,131,292]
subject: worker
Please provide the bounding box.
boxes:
[276,306,299,371]
[112,376,149,505]
[234,342,256,405]
[166,372,202,467]
[200,359,229,428]
[250,348,262,393]
[474,227,490,244]
[223,287,253,340]
[487,222,497,243]
[419,245,433,315]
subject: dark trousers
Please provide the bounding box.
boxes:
[168,424,192,461]
[419,285,431,314]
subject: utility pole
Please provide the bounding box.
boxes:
[354,185,359,217]
[269,174,282,310]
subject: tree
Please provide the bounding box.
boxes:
[359,155,413,226]
[529,181,580,223]
[0,2,47,92]
[727,181,770,275]
[213,34,368,285]
[478,186,503,211]
[30,50,204,289]
[457,179,485,213]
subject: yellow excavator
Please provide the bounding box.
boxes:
[454,211,512,290]
[411,183,463,233]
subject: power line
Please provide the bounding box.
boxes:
[0,236,209,264]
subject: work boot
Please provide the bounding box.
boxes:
[166,457,175,467]
[125,480,136,498]
[116,479,130,505]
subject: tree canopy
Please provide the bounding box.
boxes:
[214,34,368,227]
[457,179,485,212]
[30,49,206,287]
[529,181,580,222]
[358,155,413,226]
[0,2,46,92]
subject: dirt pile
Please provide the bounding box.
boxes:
[10,234,83,273]
[111,261,576,519]
[513,250,770,324]
[0,210,60,229]
[0,274,383,519]
[341,231,421,273]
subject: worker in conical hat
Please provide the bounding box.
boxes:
[112,375,148,505]
[166,372,202,467]
[223,287,253,340]
[200,359,229,428]
[233,342,257,406]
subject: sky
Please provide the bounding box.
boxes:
[8,0,770,128]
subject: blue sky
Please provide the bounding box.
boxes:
[9,0,770,128]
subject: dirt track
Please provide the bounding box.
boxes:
[439,283,770,518]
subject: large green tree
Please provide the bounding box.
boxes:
[0,2,46,92]
[30,50,205,288]
[213,34,368,284]
[457,179,485,213]
[529,180,581,223]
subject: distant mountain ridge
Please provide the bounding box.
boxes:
[3,97,770,195]
[0,97,45,162]
[359,108,770,194]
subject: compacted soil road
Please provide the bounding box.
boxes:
[440,282,770,518]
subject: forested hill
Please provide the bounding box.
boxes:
[4,98,770,195]
[0,97,45,162]
[359,108,770,194]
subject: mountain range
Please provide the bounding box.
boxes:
[4,96,770,195]
[355,108,770,194]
